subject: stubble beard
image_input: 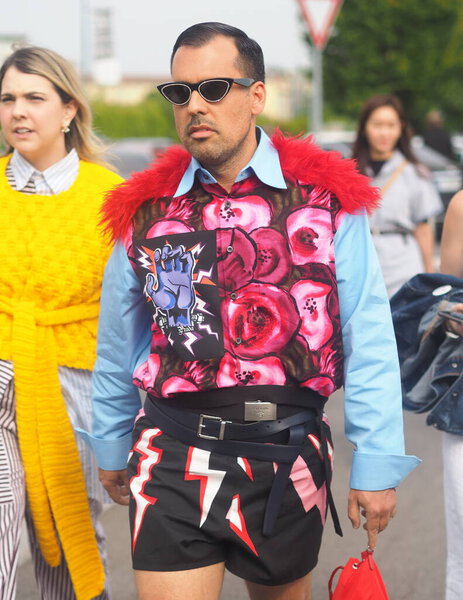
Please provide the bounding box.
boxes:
[182,124,252,174]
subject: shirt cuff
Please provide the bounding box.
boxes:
[349,451,422,490]
[76,428,133,470]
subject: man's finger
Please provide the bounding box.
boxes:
[367,525,378,551]
[347,493,361,529]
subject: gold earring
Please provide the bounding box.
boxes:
[61,123,70,133]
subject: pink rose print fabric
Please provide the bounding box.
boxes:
[131,173,345,399]
[286,207,333,265]
[222,282,300,359]
[216,228,256,291]
[217,352,286,387]
[250,227,292,284]
[203,195,272,232]
[291,279,333,351]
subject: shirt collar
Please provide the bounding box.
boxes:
[9,148,79,193]
[174,126,287,197]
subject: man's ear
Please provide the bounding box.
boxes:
[251,81,266,117]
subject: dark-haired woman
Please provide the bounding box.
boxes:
[352,94,442,297]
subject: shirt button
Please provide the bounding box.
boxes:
[230,292,237,300]
[235,337,242,345]
[224,200,231,209]
[226,245,233,253]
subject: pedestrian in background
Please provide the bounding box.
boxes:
[352,94,442,297]
[83,23,419,600]
[439,189,463,600]
[0,46,122,600]
[423,109,455,161]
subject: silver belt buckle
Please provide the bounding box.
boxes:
[244,400,277,422]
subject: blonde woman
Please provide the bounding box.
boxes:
[0,47,122,600]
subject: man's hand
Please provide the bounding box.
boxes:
[348,488,397,550]
[99,468,130,505]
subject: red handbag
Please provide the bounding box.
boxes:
[328,549,389,599]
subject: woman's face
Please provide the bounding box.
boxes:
[364,105,402,160]
[0,66,77,170]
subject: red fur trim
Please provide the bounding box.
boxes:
[271,128,380,214]
[102,131,379,241]
[100,145,190,242]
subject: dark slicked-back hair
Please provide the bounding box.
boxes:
[171,22,265,83]
[352,93,417,175]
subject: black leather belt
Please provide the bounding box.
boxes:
[143,396,343,537]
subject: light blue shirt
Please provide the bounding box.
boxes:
[81,128,420,489]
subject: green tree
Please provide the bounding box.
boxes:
[319,0,463,129]
[92,92,177,139]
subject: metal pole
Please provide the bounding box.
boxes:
[80,0,91,76]
[311,46,323,133]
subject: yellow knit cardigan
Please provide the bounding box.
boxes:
[0,156,122,600]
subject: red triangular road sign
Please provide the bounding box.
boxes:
[297,0,343,49]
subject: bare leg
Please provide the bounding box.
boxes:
[135,561,225,600]
[246,572,312,600]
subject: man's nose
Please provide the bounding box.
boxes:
[187,90,208,114]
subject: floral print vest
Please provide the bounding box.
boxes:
[128,170,346,400]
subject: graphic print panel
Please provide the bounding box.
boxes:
[134,230,224,360]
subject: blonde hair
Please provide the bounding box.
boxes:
[0,46,112,168]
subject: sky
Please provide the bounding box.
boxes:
[1,0,312,78]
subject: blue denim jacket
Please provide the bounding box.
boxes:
[391,273,463,435]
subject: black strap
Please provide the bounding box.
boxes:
[143,397,343,537]
[158,385,326,410]
[262,422,308,536]
[144,398,313,462]
[317,412,343,537]
[148,398,317,442]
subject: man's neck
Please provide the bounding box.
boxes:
[201,128,260,193]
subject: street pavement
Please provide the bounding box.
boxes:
[17,390,445,599]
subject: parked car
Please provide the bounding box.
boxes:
[108,137,174,179]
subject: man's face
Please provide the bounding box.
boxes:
[170,35,265,174]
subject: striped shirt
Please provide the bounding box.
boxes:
[8,148,79,195]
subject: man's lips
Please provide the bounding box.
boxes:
[188,125,215,138]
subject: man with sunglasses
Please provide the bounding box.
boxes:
[83,22,420,600]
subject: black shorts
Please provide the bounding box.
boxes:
[128,413,332,586]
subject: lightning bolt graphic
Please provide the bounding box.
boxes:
[195,295,214,316]
[185,447,226,527]
[275,455,327,524]
[195,264,214,285]
[137,247,152,270]
[237,457,254,480]
[198,322,219,340]
[189,242,205,258]
[130,428,163,552]
[226,494,258,556]
[308,434,334,471]
[183,330,199,354]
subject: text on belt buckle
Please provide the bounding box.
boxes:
[244,401,277,422]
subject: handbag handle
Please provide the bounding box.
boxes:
[328,565,344,598]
